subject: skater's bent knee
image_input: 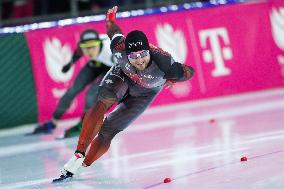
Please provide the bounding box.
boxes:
[98,127,122,142]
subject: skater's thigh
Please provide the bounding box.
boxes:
[85,83,99,110]
[102,93,158,132]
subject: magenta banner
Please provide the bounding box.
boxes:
[26,24,106,122]
[26,0,284,121]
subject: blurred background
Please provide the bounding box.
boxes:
[0,0,283,129]
[1,0,284,188]
[0,0,207,27]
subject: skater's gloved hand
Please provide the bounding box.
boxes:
[106,6,122,39]
[106,6,117,23]
[62,62,72,73]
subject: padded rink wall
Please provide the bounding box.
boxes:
[0,0,284,128]
[0,33,37,128]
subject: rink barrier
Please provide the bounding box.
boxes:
[0,33,37,128]
[0,0,255,34]
[1,0,284,127]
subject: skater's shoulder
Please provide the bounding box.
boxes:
[149,44,171,58]
[110,34,126,53]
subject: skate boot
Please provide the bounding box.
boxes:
[52,152,85,183]
[63,121,82,138]
[30,121,56,135]
[52,171,73,183]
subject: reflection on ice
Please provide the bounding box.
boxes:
[1,89,284,189]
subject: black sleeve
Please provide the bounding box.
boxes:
[163,62,184,80]
[151,45,194,81]
[151,50,183,80]
[70,46,83,64]
[165,63,194,81]
[151,47,173,73]
[157,59,194,81]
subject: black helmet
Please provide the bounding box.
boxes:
[125,30,150,55]
[79,29,101,48]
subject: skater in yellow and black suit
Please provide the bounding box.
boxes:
[31,29,114,138]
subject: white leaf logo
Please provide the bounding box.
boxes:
[170,82,192,98]
[43,38,73,82]
[155,23,187,63]
[52,88,67,98]
[270,7,284,50]
[155,24,191,97]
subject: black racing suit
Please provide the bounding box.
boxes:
[53,40,112,120]
[96,35,194,140]
[53,60,109,119]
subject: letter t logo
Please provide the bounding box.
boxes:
[199,28,233,77]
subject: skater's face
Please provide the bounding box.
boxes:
[82,46,100,59]
[127,50,150,71]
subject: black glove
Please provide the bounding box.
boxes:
[62,63,72,73]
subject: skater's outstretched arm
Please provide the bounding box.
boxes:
[62,47,83,73]
[106,6,122,39]
[106,6,128,55]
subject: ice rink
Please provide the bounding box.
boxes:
[1,88,284,189]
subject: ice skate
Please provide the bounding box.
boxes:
[62,121,82,139]
[52,171,73,183]
[52,152,85,183]
[27,121,56,135]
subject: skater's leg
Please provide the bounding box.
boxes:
[76,87,117,154]
[53,152,85,183]
[59,65,127,178]
[83,66,109,113]
[83,127,120,165]
[63,70,108,138]
[30,65,95,135]
[63,82,100,138]
[83,93,159,165]
[53,64,96,120]
[85,83,99,110]
[76,65,128,153]
[63,120,83,138]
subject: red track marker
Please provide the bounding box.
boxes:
[209,118,216,124]
[164,177,172,183]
